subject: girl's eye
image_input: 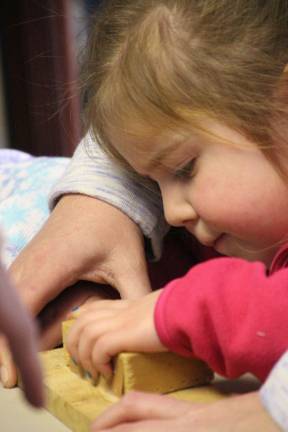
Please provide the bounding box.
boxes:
[174,159,196,180]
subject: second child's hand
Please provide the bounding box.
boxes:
[90,391,279,432]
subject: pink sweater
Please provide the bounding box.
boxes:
[154,245,288,382]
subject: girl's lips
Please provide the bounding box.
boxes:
[184,224,225,249]
[197,234,224,248]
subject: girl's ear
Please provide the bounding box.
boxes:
[284,64,288,74]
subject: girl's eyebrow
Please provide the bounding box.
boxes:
[146,146,176,171]
[145,137,189,172]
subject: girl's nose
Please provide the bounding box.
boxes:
[160,184,197,227]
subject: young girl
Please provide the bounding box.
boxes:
[61,0,288,429]
[1,0,287,429]
[66,0,288,376]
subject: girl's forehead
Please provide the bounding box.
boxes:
[109,125,194,155]
[108,125,201,174]
[108,118,262,168]
[109,118,245,151]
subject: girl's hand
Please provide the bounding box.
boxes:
[90,391,279,432]
[66,290,166,379]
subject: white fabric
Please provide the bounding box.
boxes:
[260,351,288,431]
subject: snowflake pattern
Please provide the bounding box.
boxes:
[0,149,69,267]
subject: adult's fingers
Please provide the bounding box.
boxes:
[115,268,152,300]
[91,419,176,432]
[0,340,17,388]
[111,248,152,299]
[8,322,44,407]
[0,262,43,406]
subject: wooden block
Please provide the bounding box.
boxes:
[41,320,259,431]
[41,347,224,432]
[111,352,213,396]
[39,319,216,431]
[62,320,213,395]
[41,348,117,432]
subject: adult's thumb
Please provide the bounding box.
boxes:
[116,265,152,299]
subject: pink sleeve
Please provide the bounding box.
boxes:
[154,257,288,381]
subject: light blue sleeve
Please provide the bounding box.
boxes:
[0,149,69,267]
[260,351,288,431]
[49,132,168,259]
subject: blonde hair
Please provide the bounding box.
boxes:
[81,0,288,175]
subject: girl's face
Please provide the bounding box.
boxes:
[110,120,288,266]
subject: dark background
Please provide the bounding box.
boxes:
[1,0,101,156]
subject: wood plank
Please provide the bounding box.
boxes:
[40,320,226,431]
[62,320,214,396]
[41,348,224,432]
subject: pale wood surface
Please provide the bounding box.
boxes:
[41,348,226,432]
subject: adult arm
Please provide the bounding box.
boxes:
[9,130,168,316]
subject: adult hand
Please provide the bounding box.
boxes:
[1,194,151,388]
[66,289,166,379]
[0,260,43,408]
[10,194,152,312]
[91,391,280,432]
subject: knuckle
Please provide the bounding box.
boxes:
[96,336,109,354]
[66,336,74,353]
[83,326,95,341]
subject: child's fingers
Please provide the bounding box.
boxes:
[64,296,102,319]
[66,313,98,358]
[67,299,130,334]
[9,326,44,408]
[67,310,81,319]
[69,317,116,374]
[70,299,129,319]
[66,309,119,361]
[68,304,99,319]
[71,318,120,378]
[90,331,125,376]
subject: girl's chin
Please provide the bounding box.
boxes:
[214,236,275,266]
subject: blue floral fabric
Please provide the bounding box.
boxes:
[0,149,69,267]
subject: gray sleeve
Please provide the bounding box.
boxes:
[49,132,168,259]
[260,351,288,431]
